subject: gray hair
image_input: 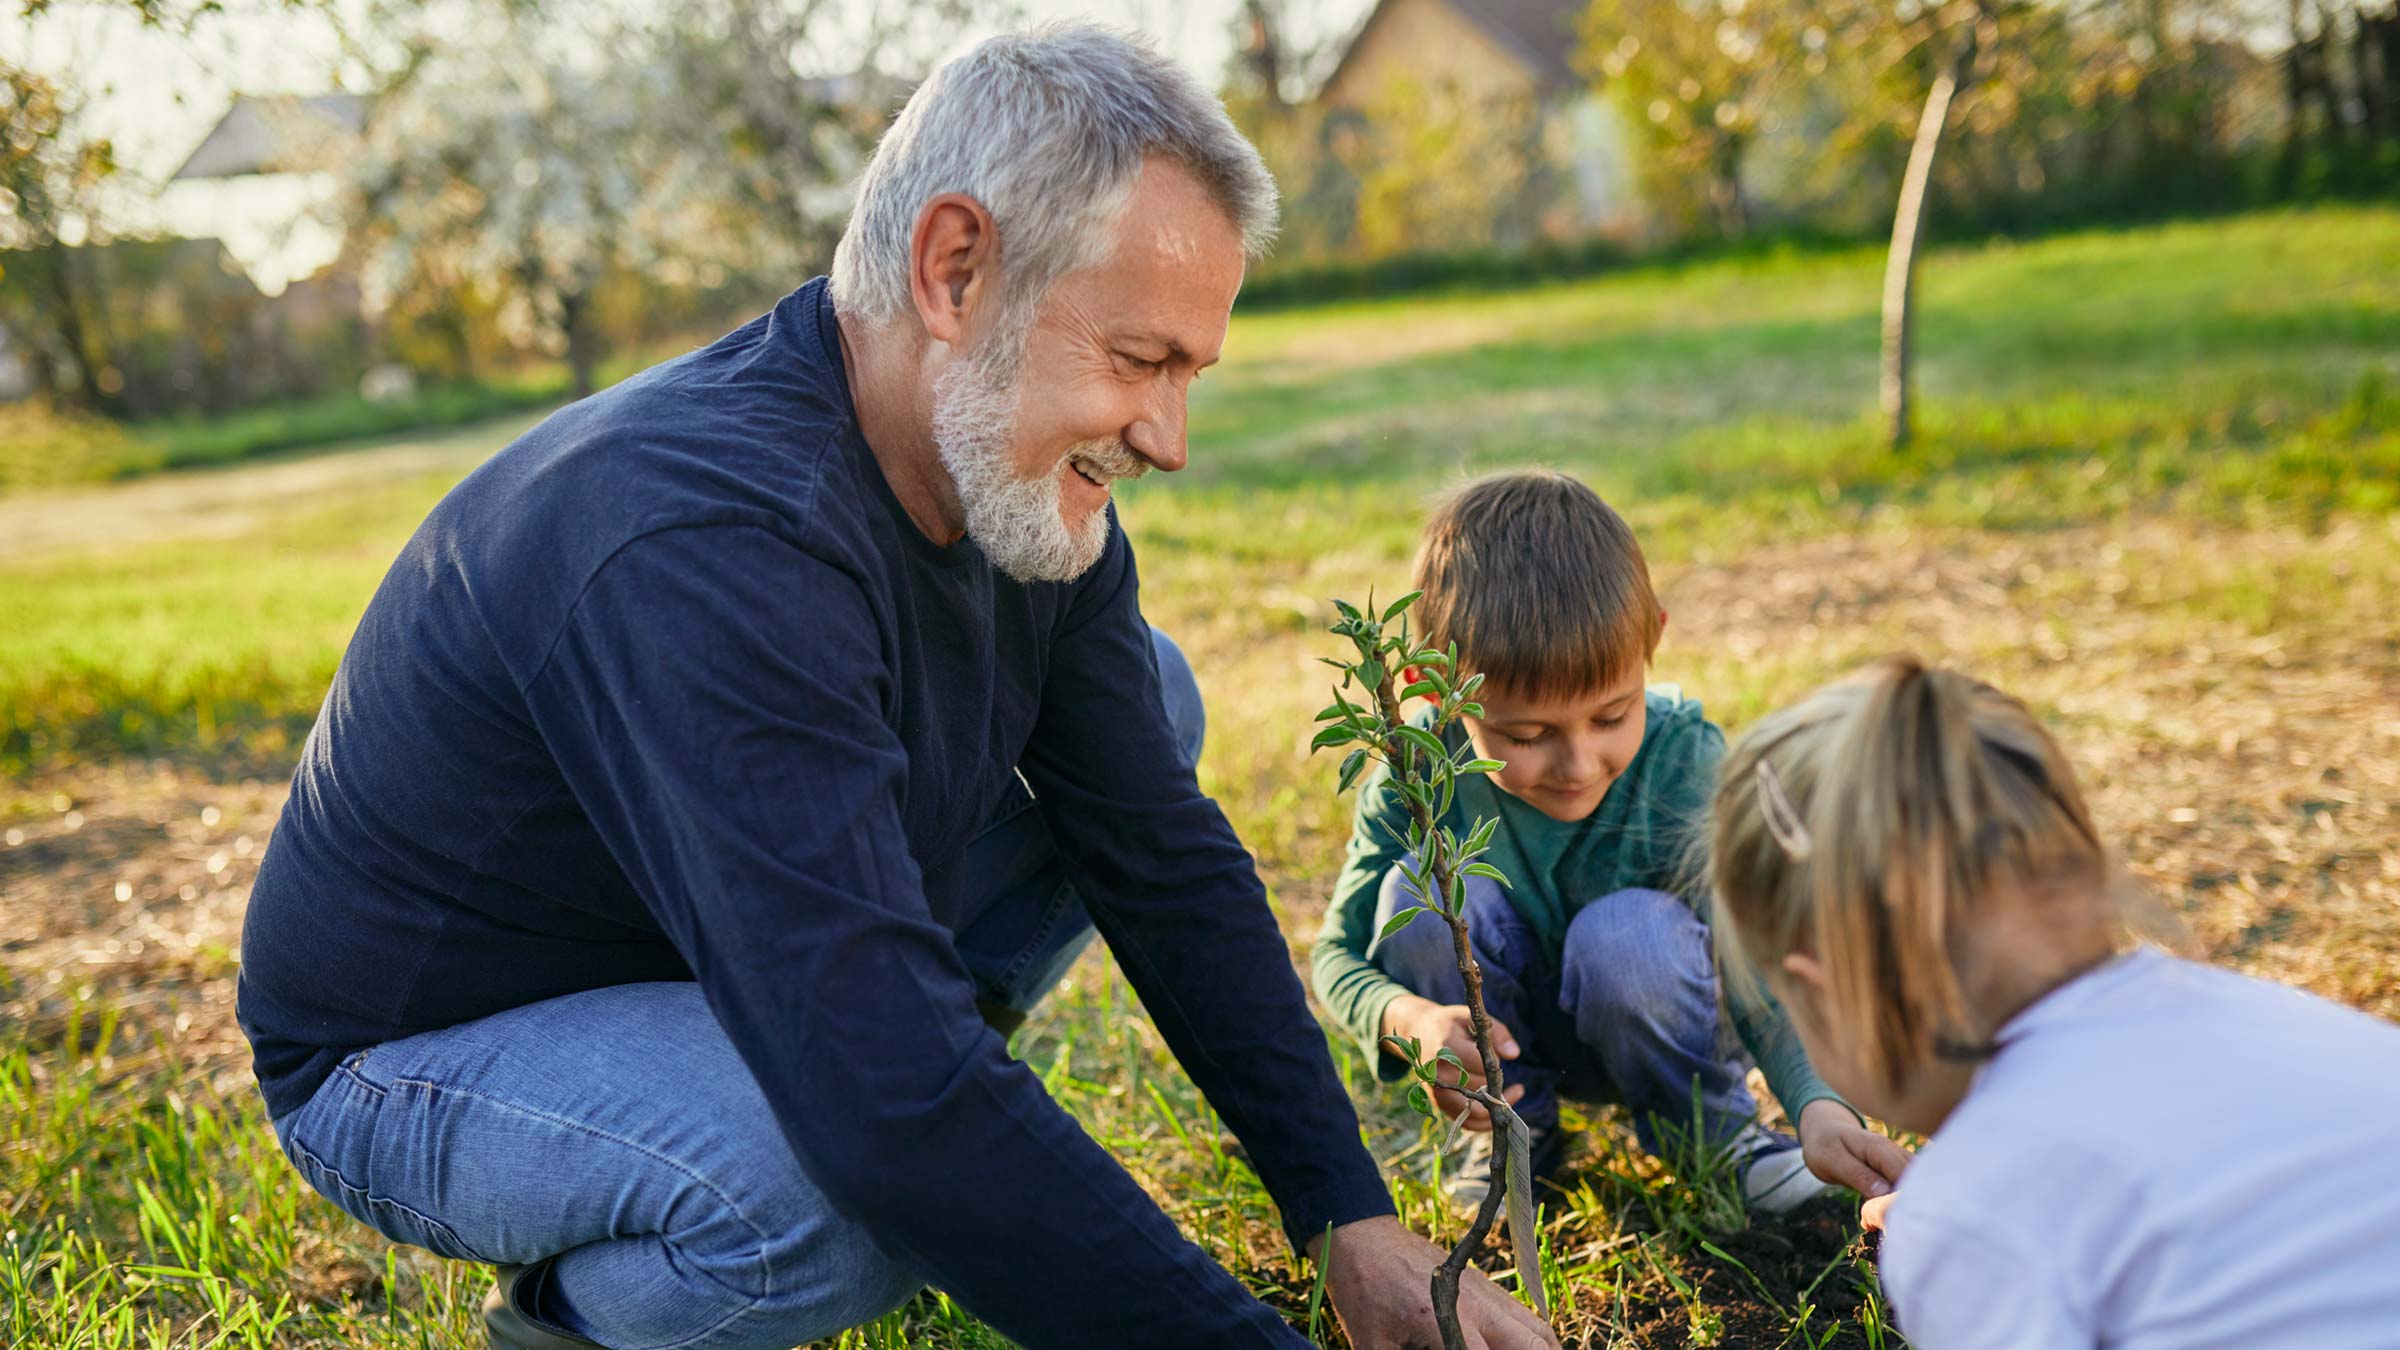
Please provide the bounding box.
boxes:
[829,22,1278,332]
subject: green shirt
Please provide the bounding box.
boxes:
[1309,688,1842,1122]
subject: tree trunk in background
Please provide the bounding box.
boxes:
[1881,47,1970,452]
[560,290,598,401]
[1710,135,1750,239]
[42,244,118,415]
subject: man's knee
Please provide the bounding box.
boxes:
[673,1173,923,1346]
[1560,888,1715,1026]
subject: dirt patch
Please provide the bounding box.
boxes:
[0,762,280,1090]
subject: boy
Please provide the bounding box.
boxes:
[1310,470,1907,1214]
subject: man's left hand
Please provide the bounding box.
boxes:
[1309,1215,1558,1349]
[1796,1098,1910,1203]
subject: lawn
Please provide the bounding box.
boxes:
[2,204,2395,1348]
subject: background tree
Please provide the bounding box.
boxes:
[0,60,127,412]
[1582,0,1816,239]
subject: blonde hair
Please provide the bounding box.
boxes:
[1413,470,1664,702]
[1709,655,2115,1095]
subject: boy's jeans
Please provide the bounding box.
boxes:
[1372,861,1759,1156]
[269,629,1204,1350]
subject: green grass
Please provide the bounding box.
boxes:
[4,204,2397,1347]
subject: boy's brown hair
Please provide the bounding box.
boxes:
[1412,470,1664,702]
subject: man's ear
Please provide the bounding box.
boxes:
[909,193,998,348]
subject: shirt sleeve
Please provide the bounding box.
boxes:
[522,524,1309,1348]
[1016,524,1397,1253]
[1880,1202,2098,1350]
[1310,749,1417,1083]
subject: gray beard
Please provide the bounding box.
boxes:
[929,338,1119,585]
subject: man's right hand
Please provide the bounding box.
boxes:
[1380,995,1526,1131]
[1311,1216,1559,1349]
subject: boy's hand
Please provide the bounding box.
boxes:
[1796,1098,1911,1203]
[1310,1215,1559,1349]
[1382,995,1525,1131]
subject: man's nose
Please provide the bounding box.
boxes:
[1126,386,1189,473]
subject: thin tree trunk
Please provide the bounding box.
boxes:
[1881,46,1970,452]
[560,289,598,400]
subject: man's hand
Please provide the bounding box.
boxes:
[1309,1216,1558,1349]
[1381,996,1525,1132]
[1796,1099,1911,1204]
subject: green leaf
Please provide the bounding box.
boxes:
[1458,672,1486,698]
[1399,680,1438,701]
[1396,725,1448,761]
[1374,905,1426,944]
[1433,1046,1467,1079]
[1438,771,1455,819]
[1313,702,1349,723]
[1406,1081,1431,1116]
[1459,701,1485,719]
[1468,816,1500,854]
[1337,748,1368,793]
[1310,725,1357,751]
[1409,648,1452,669]
[1460,758,1506,774]
[1332,598,1361,623]
[1381,589,1424,623]
[1463,861,1514,888]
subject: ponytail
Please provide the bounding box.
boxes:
[1711,656,2112,1096]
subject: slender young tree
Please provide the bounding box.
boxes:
[1881,19,1982,451]
[1312,592,1549,1350]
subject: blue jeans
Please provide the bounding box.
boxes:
[272,629,1205,1350]
[1372,862,1758,1156]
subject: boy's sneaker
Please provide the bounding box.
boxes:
[1442,1116,1566,1216]
[1731,1123,1839,1215]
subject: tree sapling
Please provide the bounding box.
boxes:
[1310,591,1550,1349]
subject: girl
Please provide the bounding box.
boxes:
[1707,655,2400,1349]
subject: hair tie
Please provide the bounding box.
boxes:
[1754,760,1814,862]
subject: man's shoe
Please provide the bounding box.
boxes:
[485,1264,606,1350]
[1441,1115,1565,1217]
[1732,1124,1839,1216]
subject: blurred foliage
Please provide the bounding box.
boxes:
[1234,0,2399,275]
[0,58,128,412]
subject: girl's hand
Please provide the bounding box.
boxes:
[1797,1098,1911,1201]
[1381,994,1525,1130]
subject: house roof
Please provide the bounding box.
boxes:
[171,94,369,180]
[1325,0,1587,99]
[1458,0,1587,89]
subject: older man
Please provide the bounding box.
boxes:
[238,23,1555,1350]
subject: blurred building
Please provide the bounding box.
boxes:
[1317,0,1640,240]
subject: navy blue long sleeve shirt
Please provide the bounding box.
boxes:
[237,279,1393,1346]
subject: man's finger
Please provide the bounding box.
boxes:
[1463,1277,1560,1348]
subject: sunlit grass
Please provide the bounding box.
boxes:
[3,204,2396,1347]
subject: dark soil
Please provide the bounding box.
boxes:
[1605,1199,1887,1348]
